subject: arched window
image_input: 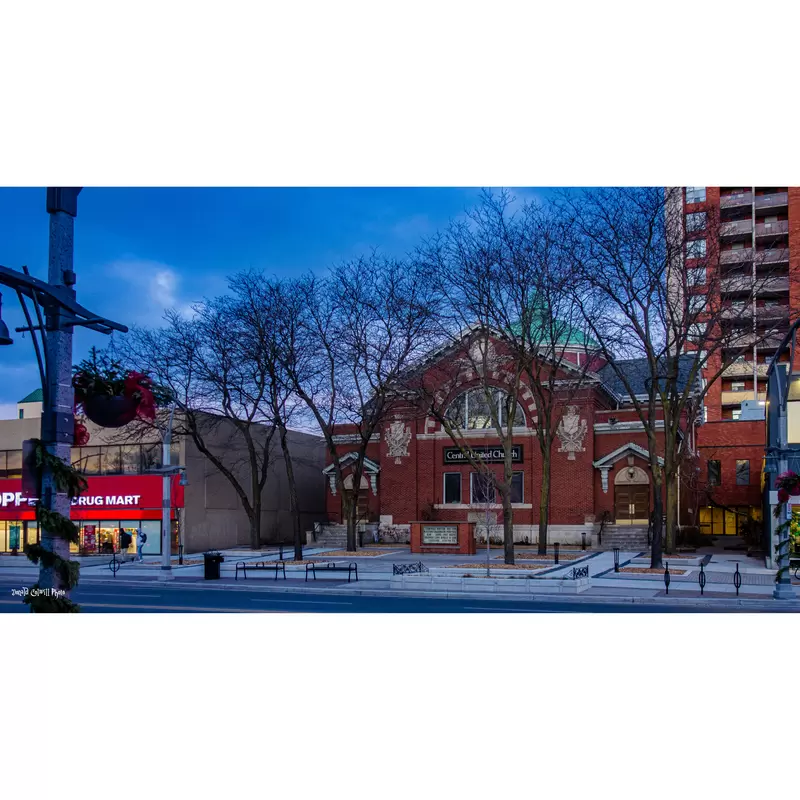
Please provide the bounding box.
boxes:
[445,388,526,430]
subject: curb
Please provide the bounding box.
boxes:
[4,574,796,610]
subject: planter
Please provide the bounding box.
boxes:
[82,394,139,428]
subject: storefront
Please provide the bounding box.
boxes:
[0,475,184,555]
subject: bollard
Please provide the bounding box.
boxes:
[279,543,284,560]
[698,562,706,596]
[581,532,586,551]
[664,562,671,595]
[734,562,742,597]
[554,542,560,565]
[178,544,184,565]
[613,547,620,573]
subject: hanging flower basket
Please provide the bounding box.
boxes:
[775,471,800,504]
[81,395,139,428]
[72,347,172,430]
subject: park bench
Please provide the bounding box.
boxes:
[790,555,800,579]
[305,562,359,583]
[235,560,287,581]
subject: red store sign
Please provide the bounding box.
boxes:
[0,475,184,521]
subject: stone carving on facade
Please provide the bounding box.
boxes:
[556,405,587,461]
[385,420,412,464]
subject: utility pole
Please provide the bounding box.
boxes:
[38,189,82,594]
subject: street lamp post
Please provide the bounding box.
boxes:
[162,407,175,579]
[0,189,127,602]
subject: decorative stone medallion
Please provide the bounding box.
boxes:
[556,405,587,460]
[385,420,412,464]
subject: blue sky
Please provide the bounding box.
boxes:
[0,187,548,417]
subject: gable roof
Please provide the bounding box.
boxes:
[597,355,700,399]
[18,388,43,404]
[593,441,664,469]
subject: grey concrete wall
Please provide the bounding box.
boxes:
[181,414,326,552]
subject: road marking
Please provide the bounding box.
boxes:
[80,593,162,599]
[463,606,562,613]
[248,598,353,606]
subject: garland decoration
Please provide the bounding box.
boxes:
[22,439,86,613]
[772,471,800,583]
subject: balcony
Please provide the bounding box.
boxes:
[721,390,766,406]
[755,192,789,212]
[721,275,789,296]
[719,219,752,241]
[723,330,785,349]
[721,361,769,378]
[719,248,754,268]
[719,305,752,321]
[758,247,790,266]
[720,191,752,210]
[756,220,789,239]
[757,304,790,323]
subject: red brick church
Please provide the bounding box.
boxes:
[322,328,763,546]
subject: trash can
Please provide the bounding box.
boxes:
[203,551,224,580]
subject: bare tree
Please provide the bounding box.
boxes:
[274,254,441,552]
[113,293,286,551]
[563,186,797,567]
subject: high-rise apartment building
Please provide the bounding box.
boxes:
[678,187,800,535]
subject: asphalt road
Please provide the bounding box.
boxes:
[0,578,772,613]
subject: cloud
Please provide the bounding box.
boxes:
[106,258,199,322]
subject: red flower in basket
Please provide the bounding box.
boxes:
[775,471,800,497]
[124,371,157,421]
[778,488,790,503]
[73,418,90,446]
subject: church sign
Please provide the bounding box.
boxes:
[443,445,523,465]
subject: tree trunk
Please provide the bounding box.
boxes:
[538,447,551,555]
[503,494,515,566]
[664,474,677,556]
[649,472,664,569]
[250,468,262,550]
[278,423,303,561]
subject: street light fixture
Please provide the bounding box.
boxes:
[1,189,128,601]
[0,293,13,345]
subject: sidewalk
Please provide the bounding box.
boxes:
[2,546,797,611]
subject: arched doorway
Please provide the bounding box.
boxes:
[343,474,370,526]
[614,465,650,525]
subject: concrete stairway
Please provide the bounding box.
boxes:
[599,525,649,551]
[313,525,348,549]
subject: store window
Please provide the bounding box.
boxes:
[470,472,496,505]
[443,473,462,504]
[686,187,706,204]
[736,460,750,485]
[0,450,23,478]
[707,460,721,486]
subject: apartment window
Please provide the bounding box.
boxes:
[687,294,706,317]
[686,239,707,260]
[707,460,721,486]
[443,473,462,504]
[686,187,706,204]
[511,472,524,504]
[686,212,707,232]
[470,472,496,505]
[687,323,706,343]
[687,267,706,287]
[731,381,746,392]
[736,460,750,485]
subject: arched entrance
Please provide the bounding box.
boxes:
[614,465,650,525]
[343,474,370,525]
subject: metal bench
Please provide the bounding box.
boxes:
[235,560,287,581]
[790,556,800,579]
[305,562,359,582]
